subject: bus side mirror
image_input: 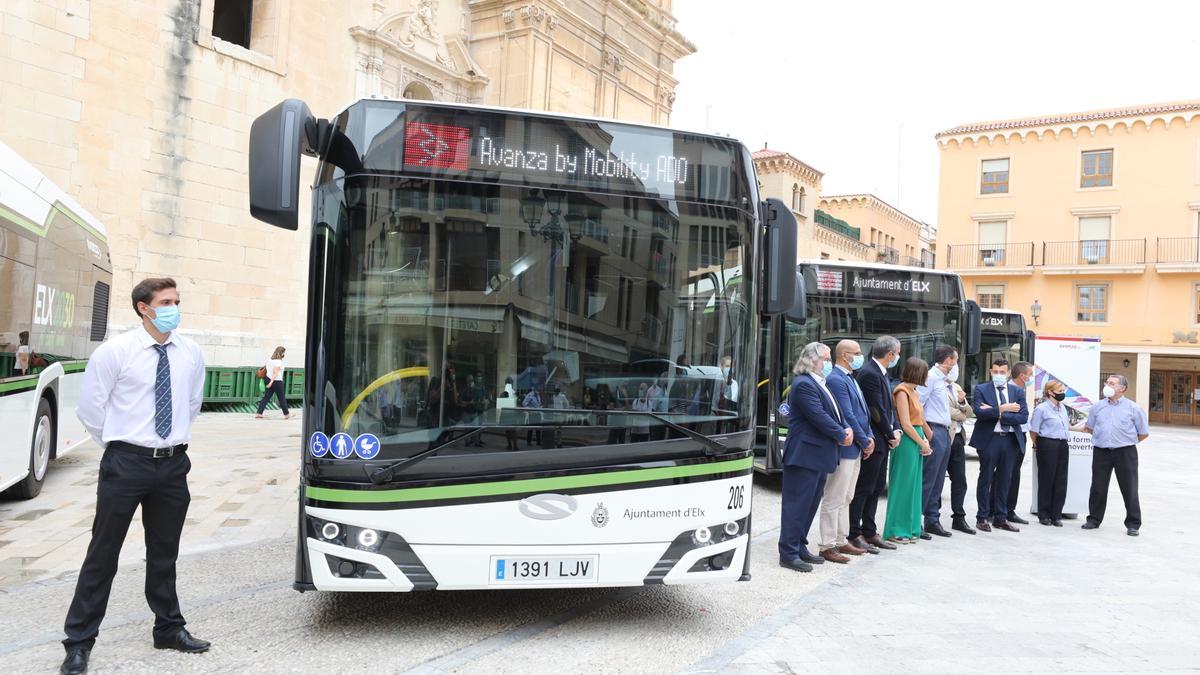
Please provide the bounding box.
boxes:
[785,272,806,323]
[249,99,318,231]
[965,300,982,355]
[1023,329,1037,365]
[761,198,797,316]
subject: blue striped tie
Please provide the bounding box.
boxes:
[153,344,172,439]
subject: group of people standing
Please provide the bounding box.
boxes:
[778,335,1150,573]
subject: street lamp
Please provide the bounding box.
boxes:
[520,190,546,232]
[1030,299,1042,326]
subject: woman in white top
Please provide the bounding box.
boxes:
[255,346,292,419]
[15,330,32,376]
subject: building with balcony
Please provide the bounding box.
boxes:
[936,99,1200,423]
[819,193,935,268]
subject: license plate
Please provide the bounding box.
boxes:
[491,556,598,584]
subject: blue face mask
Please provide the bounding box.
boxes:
[992,374,1008,387]
[888,354,900,368]
[149,305,181,333]
[820,361,833,378]
[850,354,865,370]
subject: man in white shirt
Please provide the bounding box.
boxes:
[60,278,210,675]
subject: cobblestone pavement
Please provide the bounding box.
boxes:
[0,418,1194,673]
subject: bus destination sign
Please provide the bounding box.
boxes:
[804,265,962,306]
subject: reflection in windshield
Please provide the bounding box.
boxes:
[316,177,753,461]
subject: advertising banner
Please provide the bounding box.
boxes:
[1029,335,1102,515]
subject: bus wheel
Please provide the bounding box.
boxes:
[5,398,54,500]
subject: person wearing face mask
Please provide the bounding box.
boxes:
[818,340,874,563]
[1079,374,1149,536]
[848,335,904,554]
[778,342,854,572]
[969,358,1029,533]
[1004,361,1035,524]
[916,345,959,538]
[1029,379,1073,526]
[62,278,210,675]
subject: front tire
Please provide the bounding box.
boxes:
[4,398,54,500]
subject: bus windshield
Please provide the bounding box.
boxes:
[310,176,754,480]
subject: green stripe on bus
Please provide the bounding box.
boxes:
[306,456,753,504]
[0,200,108,243]
[0,378,37,394]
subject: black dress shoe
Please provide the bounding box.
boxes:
[1127,528,1139,537]
[1039,517,1053,526]
[976,520,992,532]
[1081,521,1100,530]
[1007,514,1030,525]
[1052,519,1063,527]
[60,647,89,675]
[779,558,814,572]
[993,520,1020,532]
[798,549,825,565]
[153,628,211,653]
[926,522,952,537]
[952,518,976,535]
[917,531,933,540]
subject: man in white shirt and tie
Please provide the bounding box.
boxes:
[60,278,211,675]
[968,358,1030,533]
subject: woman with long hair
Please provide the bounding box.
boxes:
[255,346,292,419]
[1029,379,1072,526]
[883,357,933,543]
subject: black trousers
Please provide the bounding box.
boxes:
[63,447,192,649]
[943,430,968,518]
[1087,445,1141,529]
[848,444,889,539]
[1035,438,1070,519]
[1007,441,1026,517]
[256,379,289,415]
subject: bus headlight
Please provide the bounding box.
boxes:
[723,521,741,537]
[321,522,341,541]
[692,527,712,545]
[356,528,380,549]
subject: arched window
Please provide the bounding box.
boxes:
[403,81,434,101]
[791,185,806,213]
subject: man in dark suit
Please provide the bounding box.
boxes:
[1005,361,1034,525]
[969,358,1029,532]
[779,342,853,573]
[849,335,904,553]
[819,340,874,563]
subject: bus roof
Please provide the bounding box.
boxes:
[0,141,109,240]
[797,258,959,277]
[332,97,743,147]
[981,308,1024,316]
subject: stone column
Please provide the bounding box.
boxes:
[1135,351,1152,414]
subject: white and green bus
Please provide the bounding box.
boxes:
[0,141,112,499]
[248,99,796,591]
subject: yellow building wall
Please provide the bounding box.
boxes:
[819,196,924,264]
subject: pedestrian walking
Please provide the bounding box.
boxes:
[883,357,933,544]
[1029,379,1072,526]
[254,346,292,419]
[61,277,211,675]
[946,381,976,534]
[1079,374,1149,536]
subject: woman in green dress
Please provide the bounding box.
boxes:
[883,357,934,543]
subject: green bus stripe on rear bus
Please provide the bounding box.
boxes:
[306,456,753,504]
[0,378,38,395]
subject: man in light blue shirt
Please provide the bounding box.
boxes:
[917,345,957,537]
[1080,374,1149,536]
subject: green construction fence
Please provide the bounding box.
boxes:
[201,367,305,413]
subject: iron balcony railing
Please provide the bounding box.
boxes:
[945,242,1035,268]
[902,255,926,268]
[1043,238,1146,266]
[1157,237,1200,264]
[874,245,900,265]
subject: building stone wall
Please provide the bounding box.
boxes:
[0,0,692,366]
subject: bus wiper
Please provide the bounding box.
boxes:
[367,427,484,484]
[632,412,730,456]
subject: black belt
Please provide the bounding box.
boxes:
[108,440,188,458]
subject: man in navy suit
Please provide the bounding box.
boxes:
[779,342,854,573]
[969,358,1029,532]
[818,340,874,563]
[849,335,904,553]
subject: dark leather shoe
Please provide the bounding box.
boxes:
[993,520,1020,532]
[820,548,850,564]
[838,543,866,556]
[918,531,933,540]
[952,518,976,535]
[798,549,825,565]
[61,647,89,675]
[779,558,813,572]
[926,522,952,537]
[849,536,879,554]
[1007,514,1030,525]
[976,520,992,532]
[1039,517,1053,526]
[1127,528,1139,537]
[864,534,897,550]
[153,628,211,653]
[1081,521,1100,530]
[1052,520,1064,527]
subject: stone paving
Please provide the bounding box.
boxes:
[0,412,301,587]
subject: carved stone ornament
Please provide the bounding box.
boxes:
[502,4,558,30]
[393,0,454,66]
[602,48,624,71]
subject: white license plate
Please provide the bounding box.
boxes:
[491,556,598,584]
